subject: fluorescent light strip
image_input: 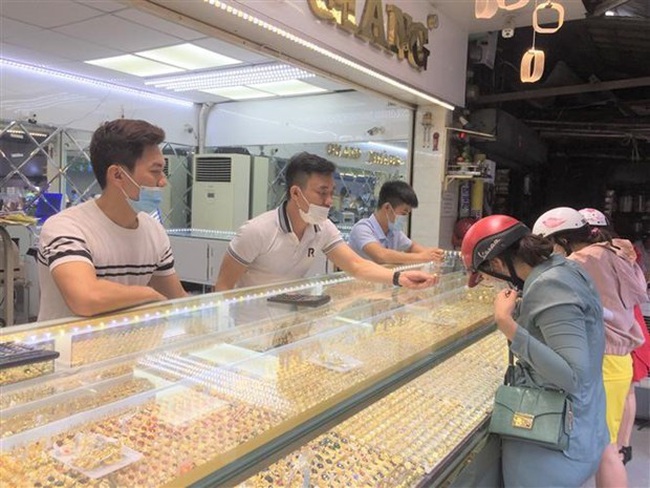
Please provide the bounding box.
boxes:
[146,63,314,91]
[1,58,194,107]
[203,0,454,111]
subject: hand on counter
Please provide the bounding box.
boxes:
[399,270,439,289]
[417,247,445,263]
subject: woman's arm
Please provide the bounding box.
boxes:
[505,279,594,394]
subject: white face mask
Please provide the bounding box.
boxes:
[297,189,330,225]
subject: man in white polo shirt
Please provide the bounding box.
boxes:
[214,152,437,291]
[349,180,444,264]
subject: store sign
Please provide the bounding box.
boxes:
[307,0,434,70]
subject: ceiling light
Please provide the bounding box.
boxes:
[146,62,314,92]
[136,43,241,70]
[0,58,194,107]
[475,0,499,19]
[497,0,530,10]
[203,0,454,111]
[533,1,564,34]
[248,80,326,96]
[86,54,184,77]
[604,10,616,16]
[200,86,275,100]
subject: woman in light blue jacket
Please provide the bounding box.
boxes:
[461,215,608,487]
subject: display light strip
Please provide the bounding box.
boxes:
[146,62,315,92]
[203,0,454,110]
[0,58,195,107]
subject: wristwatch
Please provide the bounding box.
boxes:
[392,271,402,287]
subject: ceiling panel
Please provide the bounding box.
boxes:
[0,0,349,105]
[1,0,104,29]
[0,43,73,67]
[4,29,123,62]
[0,18,43,41]
[71,0,127,13]
[191,37,269,64]
[55,14,183,52]
[113,8,206,41]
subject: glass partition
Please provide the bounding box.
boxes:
[203,140,411,234]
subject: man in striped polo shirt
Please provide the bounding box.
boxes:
[37,119,186,321]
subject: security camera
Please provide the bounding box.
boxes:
[27,113,38,124]
[501,16,515,39]
[367,126,385,136]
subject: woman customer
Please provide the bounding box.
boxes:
[533,207,647,488]
[461,215,608,487]
[579,208,650,466]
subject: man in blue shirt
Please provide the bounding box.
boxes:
[348,181,444,264]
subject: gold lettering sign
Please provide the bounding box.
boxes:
[366,151,405,166]
[357,0,388,49]
[306,0,433,71]
[331,0,357,33]
[327,144,362,159]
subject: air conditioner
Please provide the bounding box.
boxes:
[160,155,190,228]
[250,155,270,218]
[191,154,251,231]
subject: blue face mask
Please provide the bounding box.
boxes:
[388,206,408,233]
[120,168,164,215]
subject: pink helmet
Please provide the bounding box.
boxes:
[579,208,609,227]
[532,207,588,238]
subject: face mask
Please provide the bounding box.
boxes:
[387,206,407,233]
[297,189,329,225]
[120,168,163,215]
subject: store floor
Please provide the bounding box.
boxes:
[582,422,650,488]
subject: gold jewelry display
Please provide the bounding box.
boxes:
[0,274,502,488]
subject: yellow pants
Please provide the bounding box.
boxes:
[602,354,633,443]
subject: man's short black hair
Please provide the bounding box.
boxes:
[90,119,165,189]
[285,152,336,198]
[377,180,418,209]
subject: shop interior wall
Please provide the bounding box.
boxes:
[0,65,199,146]
[203,92,411,147]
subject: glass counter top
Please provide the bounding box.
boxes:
[0,269,497,487]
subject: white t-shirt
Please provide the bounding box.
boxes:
[37,200,176,321]
[228,203,344,288]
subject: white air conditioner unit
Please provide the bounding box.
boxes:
[191,154,251,231]
[160,155,190,228]
[250,155,270,218]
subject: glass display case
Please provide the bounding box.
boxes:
[0,268,505,488]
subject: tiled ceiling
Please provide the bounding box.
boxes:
[0,0,347,103]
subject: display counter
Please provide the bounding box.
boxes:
[0,268,505,487]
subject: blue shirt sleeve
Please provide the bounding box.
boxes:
[348,219,379,257]
[394,231,413,252]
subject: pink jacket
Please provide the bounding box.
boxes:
[570,242,647,355]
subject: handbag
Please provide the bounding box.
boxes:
[489,348,574,451]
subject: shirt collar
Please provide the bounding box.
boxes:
[277,201,320,234]
[369,213,388,240]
